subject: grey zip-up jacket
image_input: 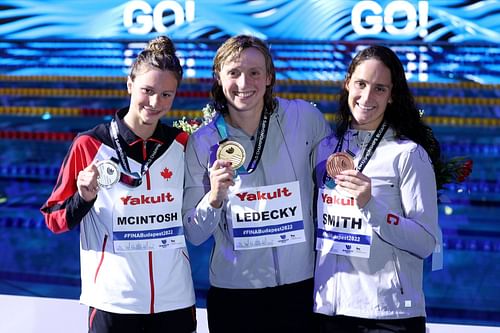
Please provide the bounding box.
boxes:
[313,128,441,319]
[183,97,331,289]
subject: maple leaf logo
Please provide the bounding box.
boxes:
[161,167,173,180]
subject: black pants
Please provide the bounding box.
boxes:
[206,278,316,333]
[88,305,196,333]
[316,314,426,333]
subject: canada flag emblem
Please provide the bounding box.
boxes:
[161,167,173,180]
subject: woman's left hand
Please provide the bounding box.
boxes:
[335,169,372,208]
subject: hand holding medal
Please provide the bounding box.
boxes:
[326,151,374,208]
[76,162,101,202]
[208,159,236,208]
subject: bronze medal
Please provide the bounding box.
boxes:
[217,140,246,170]
[96,159,120,188]
[326,152,355,178]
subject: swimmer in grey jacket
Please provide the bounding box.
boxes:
[182,35,331,333]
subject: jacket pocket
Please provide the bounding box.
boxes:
[371,177,397,197]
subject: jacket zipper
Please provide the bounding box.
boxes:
[143,140,155,313]
[272,247,281,285]
[392,252,404,295]
[333,255,339,313]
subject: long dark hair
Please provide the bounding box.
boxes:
[211,35,277,115]
[336,45,443,182]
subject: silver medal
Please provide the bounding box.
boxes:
[96,160,120,188]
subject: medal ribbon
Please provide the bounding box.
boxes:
[215,107,271,175]
[109,119,161,187]
[324,120,389,188]
[355,120,389,173]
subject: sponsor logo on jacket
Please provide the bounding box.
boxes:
[321,193,354,206]
[120,193,174,205]
[235,187,292,201]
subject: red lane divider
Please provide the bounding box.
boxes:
[176,91,210,98]
[80,108,115,116]
[0,130,76,141]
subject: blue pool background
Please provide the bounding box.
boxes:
[0,37,499,328]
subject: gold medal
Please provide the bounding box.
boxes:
[96,160,120,188]
[217,140,246,170]
[326,152,355,178]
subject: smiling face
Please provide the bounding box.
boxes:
[217,47,271,116]
[346,58,393,130]
[125,67,178,136]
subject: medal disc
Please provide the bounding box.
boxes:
[96,160,120,188]
[217,141,246,170]
[326,152,355,178]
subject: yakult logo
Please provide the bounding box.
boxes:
[123,0,195,35]
[322,193,355,206]
[235,187,292,201]
[352,1,429,38]
[121,193,174,205]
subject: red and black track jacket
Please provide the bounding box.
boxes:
[41,108,195,314]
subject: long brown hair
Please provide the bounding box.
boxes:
[336,45,443,182]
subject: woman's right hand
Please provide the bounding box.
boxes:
[77,162,100,202]
[208,159,235,208]
[335,169,372,208]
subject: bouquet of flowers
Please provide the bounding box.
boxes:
[417,109,473,191]
[436,156,473,191]
[173,103,216,135]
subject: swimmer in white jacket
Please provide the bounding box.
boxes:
[313,45,443,333]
